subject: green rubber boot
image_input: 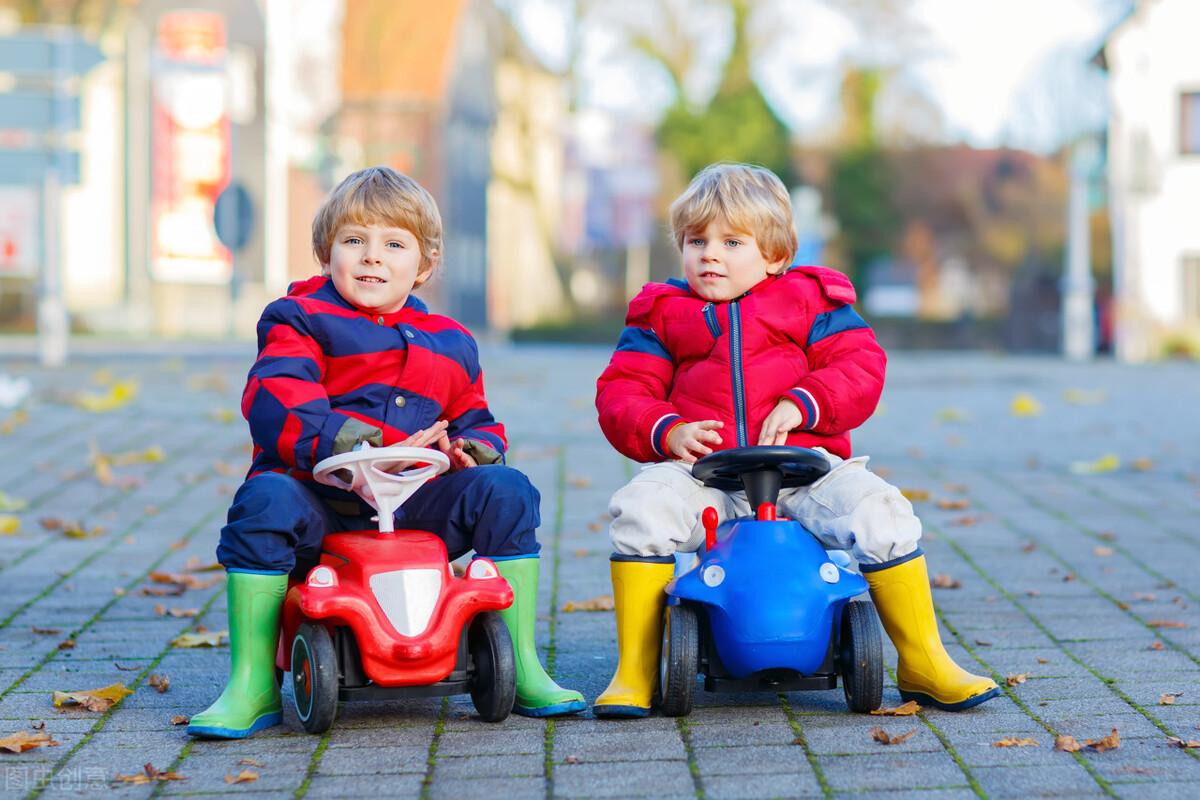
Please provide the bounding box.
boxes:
[493,557,586,717]
[188,571,287,738]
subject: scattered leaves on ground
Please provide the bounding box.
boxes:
[1036,657,1050,664]
[1131,457,1154,472]
[209,408,238,424]
[148,674,169,693]
[870,727,917,745]
[52,682,134,712]
[1054,735,1083,752]
[112,763,185,784]
[1021,542,1038,553]
[182,556,223,573]
[993,737,1040,748]
[949,515,983,527]
[145,572,221,594]
[1006,673,1029,686]
[1062,388,1106,405]
[563,755,582,764]
[1069,454,1120,475]
[568,476,591,489]
[0,491,27,512]
[1093,546,1114,557]
[0,409,30,435]
[586,522,604,532]
[57,639,75,650]
[1010,393,1043,417]
[1148,641,1165,651]
[900,488,930,502]
[1148,620,1187,629]
[869,701,921,716]
[1132,592,1158,602]
[1158,692,1183,705]
[170,715,189,726]
[31,627,62,636]
[935,407,970,423]
[1084,729,1120,752]
[573,548,588,558]
[560,595,614,613]
[154,605,198,618]
[0,730,59,753]
[224,770,259,784]
[238,758,265,767]
[931,574,961,589]
[171,631,228,648]
[0,515,20,535]
[936,499,970,510]
[975,639,993,647]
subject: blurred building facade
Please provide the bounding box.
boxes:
[1100,0,1200,360]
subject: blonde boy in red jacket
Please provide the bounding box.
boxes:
[592,163,998,717]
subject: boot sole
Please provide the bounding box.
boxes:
[899,685,1001,711]
[187,710,282,739]
[592,704,651,718]
[513,698,588,717]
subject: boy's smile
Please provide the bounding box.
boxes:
[323,223,433,314]
[682,218,788,302]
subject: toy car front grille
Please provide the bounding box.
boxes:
[368,569,443,636]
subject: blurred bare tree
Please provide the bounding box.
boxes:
[2,0,137,35]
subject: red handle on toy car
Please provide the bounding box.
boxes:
[703,506,718,551]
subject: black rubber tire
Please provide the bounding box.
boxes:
[291,623,340,733]
[840,600,884,713]
[659,603,699,717]
[468,612,516,722]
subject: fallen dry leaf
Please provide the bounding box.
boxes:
[238,758,265,767]
[900,488,931,502]
[563,755,582,764]
[975,639,993,647]
[869,700,921,716]
[0,409,30,435]
[1055,735,1083,752]
[0,491,27,512]
[949,515,982,527]
[170,715,189,726]
[140,585,186,597]
[148,572,221,590]
[171,631,228,648]
[1093,546,1114,557]
[73,380,138,413]
[153,605,198,618]
[182,556,223,573]
[1132,592,1158,602]
[1062,388,1106,405]
[1085,728,1120,752]
[1069,454,1120,475]
[1131,457,1154,472]
[931,574,962,589]
[1021,542,1038,553]
[1148,641,1165,651]
[560,595,614,613]
[870,727,917,746]
[1148,620,1187,629]
[52,682,134,712]
[1167,736,1200,749]
[1158,692,1183,705]
[224,770,259,785]
[57,639,75,651]
[1006,673,1029,687]
[993,737,1040,748]
[568,476,591,489]
[936,499,970,510]
[113,763,185,785]
[0,515,20,535]
[587,522,604,532]
[62,521,105,539]
[1036,657,1050,664]
[0,730,59,753]
[1098,531,1118,541]
[1010,393,1043,417]
[148,674,169,693]
[32,627,62,636]
[573,548,588,558]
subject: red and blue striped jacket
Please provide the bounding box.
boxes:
[596,266,886,463]
[242,275,505,482]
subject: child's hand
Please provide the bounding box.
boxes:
[436,433,478,471]
[757,398,804,445]
[397,420,449,449]
[666,420,723,464]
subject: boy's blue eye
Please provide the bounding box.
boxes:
[689,238,705,247]
[725,239,741,248]
[345,237,362,245]
[387,241,404,248]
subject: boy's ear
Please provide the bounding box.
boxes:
[319,261,331,276]
[414,249,440,287]
[767,257,790,276]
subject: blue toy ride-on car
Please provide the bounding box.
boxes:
[659,446,884,716]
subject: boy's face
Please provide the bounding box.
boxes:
[322,223,433,315]
[681,217,787,303]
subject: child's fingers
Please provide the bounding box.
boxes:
[696,419,724,431]
[697,429,723,445]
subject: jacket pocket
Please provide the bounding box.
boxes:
[701,303,722,338]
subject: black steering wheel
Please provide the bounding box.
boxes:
[691,446,831,510]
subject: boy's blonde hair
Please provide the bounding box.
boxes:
[669,163,797,267]
[311,166,443,275]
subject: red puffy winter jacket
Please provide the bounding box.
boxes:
[595,266,886,463]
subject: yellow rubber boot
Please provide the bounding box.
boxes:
[593,557,674,718]
[864,553,1000,711]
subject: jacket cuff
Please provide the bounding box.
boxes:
[785,387,820,431]
[460,438,504,465]
[650,414,685,458]
[324,415,384,461]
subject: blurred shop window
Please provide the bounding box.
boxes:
[1182,92,1200,155]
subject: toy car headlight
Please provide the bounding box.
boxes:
[467,559,499,579]
[819,563,840,584]
[307,566,338,588]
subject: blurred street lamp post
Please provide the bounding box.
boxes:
[1062,137,1099,361]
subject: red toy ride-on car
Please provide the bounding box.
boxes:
[276,444,516,732]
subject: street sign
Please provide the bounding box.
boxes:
[0,92,81,131]
[0,31,104,76]
[0,150,79,185]
[214,181,254,253]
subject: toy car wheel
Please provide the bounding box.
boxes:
[467,612,516,722]
[291,623,339,733]
[659,603,699,717]
[839,600,883,713]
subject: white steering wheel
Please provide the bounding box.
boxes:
[313,444,451,534]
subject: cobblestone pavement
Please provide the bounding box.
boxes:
[0,343,1197,799]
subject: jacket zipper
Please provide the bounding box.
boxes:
[728,299,748,447]
[701,302,722,337]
